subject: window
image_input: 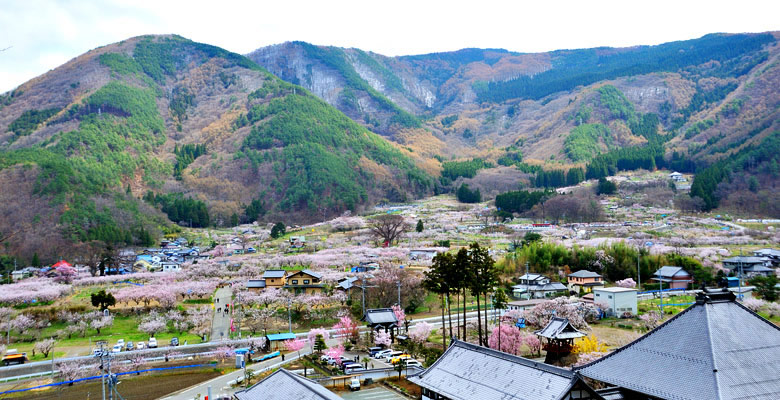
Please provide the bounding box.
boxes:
[303,279,310,284]
[608,295,613,299]
[292,280,298,285]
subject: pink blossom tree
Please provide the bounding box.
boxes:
[325,344,345,365]
[487,325,523,355]
[214,345,235,362]
[522,334,542,357]
[742,298,766,312]
[332,315,359,343]
[283,338,306,360]
[139,313,167,337]
[391,304,406,327]
[11,314,35,340]
[53,266,77,284]
[616,278,637,288]
[90,315,113,335]
[34,338,56,358]
[639,310,662,330]
[374,329,392,347]
[408,322,433,344]
[129,354,147,375]
[307,328,330,351]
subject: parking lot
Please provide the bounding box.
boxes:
[339,386,407,400]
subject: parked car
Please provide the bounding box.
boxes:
[341,361,358,370]
[247,247,257,253]
[125,341,134,351]
[344,364,366,374]
[136,341,145,350]
[92,348,102,356]
[404,360,423,368]
[320,354,334,364]
[170,337,179,346]
[111,345,122,354]
[116,339,125,347]
[148,338,158,348]
[349,377,360,391]
[383,351,404,362]
[367,347,383,357]
[390,354,411,364]
[373,349,394,359]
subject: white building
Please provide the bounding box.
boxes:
[593,287,637,317]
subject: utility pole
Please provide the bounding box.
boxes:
[738,248,743,302]
[287,297,292,333]
[359,277,377,317]
[525,262,529,300]
[396,280,401,307]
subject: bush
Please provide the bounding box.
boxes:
[271,223,286,239]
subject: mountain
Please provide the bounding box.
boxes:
[0,35,431,260]
[248,33,780,165]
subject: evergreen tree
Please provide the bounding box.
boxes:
[415,219,424,233]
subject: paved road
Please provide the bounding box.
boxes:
[211,287,233,342]
[159,337,342,400]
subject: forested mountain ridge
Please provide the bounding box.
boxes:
[248,33,779,164]
[0,35,431,260]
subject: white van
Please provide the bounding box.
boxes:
[382,351,404,362]
[344,364,366,374]
[373,349,394,359]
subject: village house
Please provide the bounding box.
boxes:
[593,287,637,317]
[512,273,568,299]
[652,266,693,289]
[283,270,324,295]
[409,339,604,400]
[576,289,780,400]
[262,270,287,289]
[753,248,780,267]
[722,256,774,277]
[567,270,604,294]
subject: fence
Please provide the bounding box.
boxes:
[0,362,216,395]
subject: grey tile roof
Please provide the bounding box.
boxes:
[234,368,340,400]
[262,270,287,279]
[409,340,580,400]
[247,279,266,288]
[577,290,780,400]
[539,282,568,291]
[363,308,398,326]
[300,269,322,279]
[337,277,358,290]
[534,317,586,340]
[653,266,691,279]
[722,256,766,265]
[568,270,602,278]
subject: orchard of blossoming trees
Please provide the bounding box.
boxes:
[0,189,777,375]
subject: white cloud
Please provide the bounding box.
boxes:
[0,0,777,92]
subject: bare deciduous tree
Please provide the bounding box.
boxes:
[368,214,407,246]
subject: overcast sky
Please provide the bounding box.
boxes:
[1,0,778,93]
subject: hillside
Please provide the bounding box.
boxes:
[248,33,779,164]
[0,35,431,260]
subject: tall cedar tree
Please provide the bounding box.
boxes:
[423,253,449,351]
